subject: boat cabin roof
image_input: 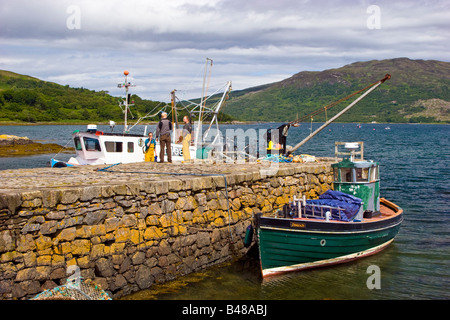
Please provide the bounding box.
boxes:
[73,130,145,138]
[331,158,378,169]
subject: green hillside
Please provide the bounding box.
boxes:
[224,58,450,123]
[0,70,163,123]
[1,58,449,124]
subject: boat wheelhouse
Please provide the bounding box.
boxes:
[332,141,380,215]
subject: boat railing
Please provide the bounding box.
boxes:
[290,196,346,221]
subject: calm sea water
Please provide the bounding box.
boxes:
[0,123,449,300]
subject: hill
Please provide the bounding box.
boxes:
[2,58,449,124]
[224,58,450,123]
[0,70,164,123]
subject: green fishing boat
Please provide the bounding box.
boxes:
[257,142,403,278]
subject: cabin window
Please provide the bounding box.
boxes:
[340,168,352,182]
[105,141,123,152]
[355,168,369,182]
[370,166,379,181]
[84,138,101,151]
[74,137,82,151]
[127,142,134,153]
[333,168,339,181]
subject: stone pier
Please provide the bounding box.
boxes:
[0,160,334,300]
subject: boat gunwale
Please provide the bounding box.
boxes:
[258,198,403,234]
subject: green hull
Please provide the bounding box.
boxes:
[258,216,402,277]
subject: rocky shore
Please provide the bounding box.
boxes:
[0,134,73,157]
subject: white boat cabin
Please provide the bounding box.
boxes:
[65,125,195,166]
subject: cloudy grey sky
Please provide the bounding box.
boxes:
[1,0,449,101]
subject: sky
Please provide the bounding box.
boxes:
[1,0,449,102]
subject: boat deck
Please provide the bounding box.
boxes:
[284,197,403,224]
[373,198,403,220]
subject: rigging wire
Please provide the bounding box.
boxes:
[289,76,389,125]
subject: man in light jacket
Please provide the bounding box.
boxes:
[155,112,172,163]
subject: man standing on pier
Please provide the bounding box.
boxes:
[155,112,172,163]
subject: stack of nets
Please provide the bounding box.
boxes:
[31,278,112,300]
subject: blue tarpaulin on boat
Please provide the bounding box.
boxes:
[305,190,362,221]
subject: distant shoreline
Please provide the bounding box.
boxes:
[0,120,447,126]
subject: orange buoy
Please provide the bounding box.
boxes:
[124,70,129,76]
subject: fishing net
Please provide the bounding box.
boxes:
[31,278,112,300]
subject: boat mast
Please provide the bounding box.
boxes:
[289,74,390,154]
[117,70,135,134]
[171,89,178,143]
[195,58,213,146]
[204,80,232,143]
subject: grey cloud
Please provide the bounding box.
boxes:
[0,0,449,101]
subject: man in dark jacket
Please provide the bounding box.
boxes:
[155,112,172,163]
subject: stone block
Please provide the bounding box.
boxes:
[36,254,52,266]
[15,268,36,282]
[154,181,168,195]
[126,183,141,196]
[40,221,58,235]
[144,226,164,240]
[191,177,204,191]
[109,243,126,254]
[196,232,210,248]
[101,186,115,198]
[21,198,42,208]
[140,180,155,194]
[115,227,131,243]
[16,234,36,252]
[148,202,162,215]
[121,214,137,227]
[135,265,153,290]
[80,186,102,201]
[72,239,91,255]
[112,184,127,196]
[21,223,40,234]
[51,254,65,267]
[35,266,52,281]
[57,227,77,241]
[212,175,227,188]
[60,188,81,204]
[84,210,106,225]
[0,230,15,253]
[161,199,175,213]
[105,217,120,232]
[167,179,182,192]
[95,258,115,277]
[91,244,106,259]
[0,193,21,214]
[46,210,66,220]
[130,230,142,245]
[23,251,37,267]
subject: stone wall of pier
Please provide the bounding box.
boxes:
[0,162,333,300]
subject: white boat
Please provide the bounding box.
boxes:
[51,124,197,167]
[51,59,232,167]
